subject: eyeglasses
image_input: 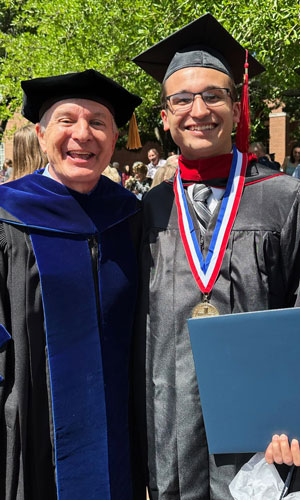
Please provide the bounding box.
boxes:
[166,88,232,114]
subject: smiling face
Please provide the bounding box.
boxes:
[161,67,240,160]
[36,98,118,193]
[148,149,159,165]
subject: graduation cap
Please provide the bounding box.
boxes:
[21,69,142,128]
[133,13,265,152]
[133,13,265,84]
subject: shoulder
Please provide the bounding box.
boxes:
[240,163,300,228]
[0,204,23,225]
[158,159,167,167]
[142,180,174,229]
[143,179,173,204]
[99,175,138,202]
[245,162,299,193]
[0,206,28,252]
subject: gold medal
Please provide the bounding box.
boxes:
[192,294,219,318]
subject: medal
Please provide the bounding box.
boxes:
[192,294,219,318]
[174,146,248,316]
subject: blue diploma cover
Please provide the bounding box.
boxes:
[188,308,300,454]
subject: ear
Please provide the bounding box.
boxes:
[35,123,47,153]
[161,109,170,132]
[232,102,241,124]
[111,131,119,154]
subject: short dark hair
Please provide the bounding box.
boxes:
[160,76,238,109]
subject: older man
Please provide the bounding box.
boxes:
[0,69,141,500]
[146,148,166,179]
[132,14,300,500]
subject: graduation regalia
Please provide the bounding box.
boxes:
[0,172,141,500]
[133,162,300,500]
[131,12,300,500]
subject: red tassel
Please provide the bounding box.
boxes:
[235,49,250,153]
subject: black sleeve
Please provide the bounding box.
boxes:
[0,222,11,417]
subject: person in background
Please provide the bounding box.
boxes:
[249,142,280,171]
[102,164,123,183]
[282,144,300,175]
[1,159,13,182]
[125,161,152,199]
[111,161,123,184]
[150,154,179,189]
[10,124,47,181]
[122,163,133,186]
[146,148,166,179]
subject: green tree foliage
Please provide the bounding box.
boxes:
[0,0,299,146]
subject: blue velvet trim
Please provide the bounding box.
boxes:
[30,232,111,500]
[0,175,140,498]
[0,172,139,234]
[0,324,11,382]
[96,220,137,500]
[0,324,11,348]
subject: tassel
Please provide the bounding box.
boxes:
[235,49,250,153]
[126,112,142,150]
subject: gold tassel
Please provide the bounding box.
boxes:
[126,112,142,150]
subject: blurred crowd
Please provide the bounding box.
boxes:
[249,142,300,177]
[102,148,179,199]
[102,142,300,200]
[2,133,300,190]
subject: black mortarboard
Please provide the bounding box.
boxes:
[133,13,265,84]
[21,69,142,127]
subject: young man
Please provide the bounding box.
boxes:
[0,69,142,500]
[132,14,300,500]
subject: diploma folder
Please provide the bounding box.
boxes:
[188,307,300,454]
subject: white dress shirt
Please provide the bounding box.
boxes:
[187,184,225,216]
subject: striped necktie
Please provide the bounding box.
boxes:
[192,183,212,235]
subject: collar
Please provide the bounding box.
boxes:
[0,171,139,234]
[178,152,257,183]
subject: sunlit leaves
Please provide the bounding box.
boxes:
[0,0,298,144]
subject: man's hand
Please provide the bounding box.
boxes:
[265,434,300,465]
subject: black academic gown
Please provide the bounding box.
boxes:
[133,162,300,500]
[0,172,141,500]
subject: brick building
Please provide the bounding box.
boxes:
[269,103,290,166]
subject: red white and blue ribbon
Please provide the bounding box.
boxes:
[174,145,248,294]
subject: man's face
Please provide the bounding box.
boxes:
[148,150,159,165]
[36,98,118,193]
[161,67,240,160]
